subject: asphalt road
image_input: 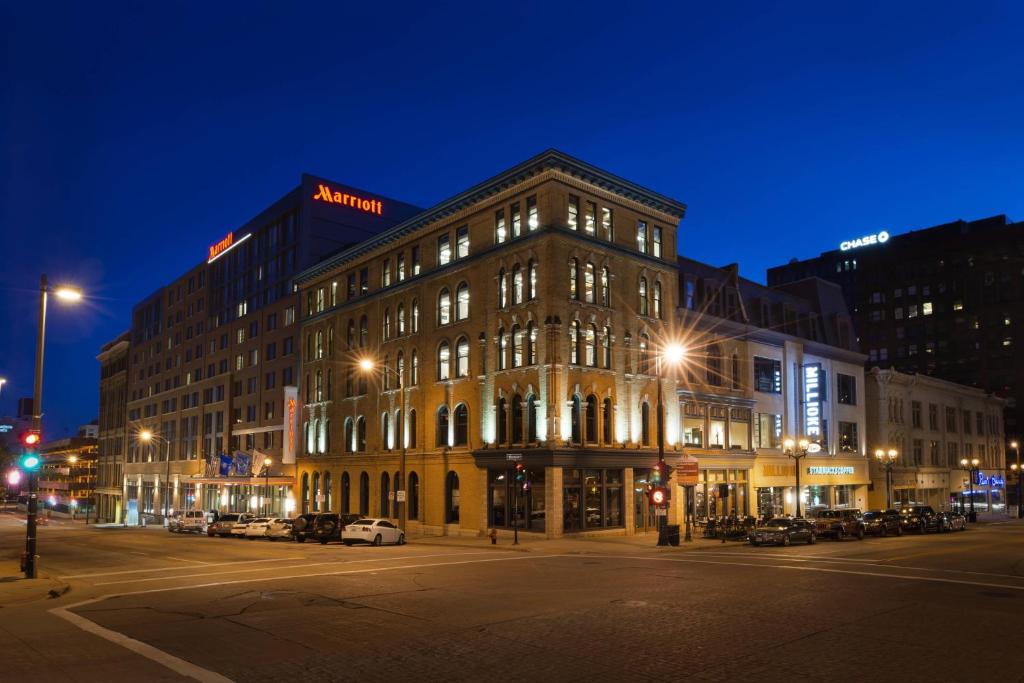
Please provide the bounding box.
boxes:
[3,513,1024,682]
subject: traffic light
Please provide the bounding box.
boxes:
[18,454,41,472]
[514,463,525,482]
[651,461,663,486]
[19,430,42,472]
[21,430,40,447]
[649,487,666,506]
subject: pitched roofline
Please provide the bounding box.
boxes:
[295,149,687,284]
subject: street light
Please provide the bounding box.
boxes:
[783,437,811,518]
[138,429,172,522]
[873,448,899,508]
[359,357,407,531]
[655,342,686,545]
[263,456,273,516]
[959,457,981,523]
[24,274,83,578]
[1009,440,1020,519]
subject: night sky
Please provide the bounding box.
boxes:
[2,2,1023,436]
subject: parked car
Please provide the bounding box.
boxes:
[813,509,866,540]
[230,518,255,537]
[289,513,319,543]
[207,512,253,537]
[750,518,816,546]
[863,509,903,537]
[938,510,968,532]
[342,518,406,546]
[313,513,363,544]
[168,510,208,534]
[264,518,295,540]
[243,518,272,538]
[899,505,941,533]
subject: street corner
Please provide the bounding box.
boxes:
[0,569,71,608]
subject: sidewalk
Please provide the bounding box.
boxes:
[0,563,69,608]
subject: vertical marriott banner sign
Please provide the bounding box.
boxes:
[282,386,299,464]
[803,363,823,441]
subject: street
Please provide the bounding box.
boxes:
[3,514,1024,682]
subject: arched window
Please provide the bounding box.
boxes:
[707,344,723,386]
[602,326,612,368]
[324,471,333,511]
[639,277,649,316]
[456,337,470,377]
[327,368,333,400]
[394,409,402,448]
[382,411,391,451]
[527,322,537,365]
[380,472,390,517]
[569,258,579,299]
[445,471,460,523]
[411,299,420,333]
[527,394,538,442]
[383,354,391,391]
[512,265,523,305]
[638,333,650,374]
[454,404,468,446]
[347,319,355,349]
[301,472,310,514]
[456,282,470,320]
[584,262,595,303]
[571,395,582,444]
[497,397,508,444]
[511,325,523,368]
[408,471,420,520]
[341,472,350,513]
[602,397,613,443]
[436,406,450,447]
[437,341,450,380]
[585,394,598,443]
[528,260,538,300]
[438,288,451,325]
[498,269,507,308]
[315,370,323,401]
[317,417,326,453]
[345,367,354,397]
[653,281,662,319]
[396,352,404,389]
[511,394,523,443]
[732,353,741,389]
[305,419,314,454]
[328,326,334,355]
[410,350,418,385]
[383,308,391,339]
[312,471,321,512]
[359,315,368,347]
[359,472,369,516]
[344,417,354,453]
[601,267,610,305]
[585,325,597,367]
[409,409,417,448]
[641,402,651,446]
[356,416,366,452]
[497,328,507,370]
[570,321,581,364]
[316,330,323,359]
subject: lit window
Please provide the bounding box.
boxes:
[456,337,470,377]
[527,196,538,231]
[568,196,579,230]
[1004,338,1013,347]
[953,300,963,311]
[512,266,524,305]
[637,221,648,254]
[584,202,596,235]
[601,207,613,241]
[652,226,662,258]
[908,304,918,318]
[511,202,521,239]
[584,263,595,303]
[437,234,451,266]
[438,288,451,325]
[456,226,469,259]
[498,269,507,308]
[397,253,405,281]
[456,282,470,320]
[922,302,933,316]
[438,342,450,380]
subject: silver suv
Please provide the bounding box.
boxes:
[168,510,208,534]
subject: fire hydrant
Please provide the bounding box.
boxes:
[488,528,497,545]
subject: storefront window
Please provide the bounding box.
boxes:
[488,467,545,531]
[563,468,622,532]
[804,485,830,514]
[834,485,853,508]
[757,487,785,518]
[695,469,749,519]
[709,408,726,448]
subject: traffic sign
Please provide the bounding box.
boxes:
[505,453,522,461]
[396,490,406,502]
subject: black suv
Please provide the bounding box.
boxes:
[290,513,319,543]
[313,513,362,544]
[863,509,903,537]
[899,505,941,533]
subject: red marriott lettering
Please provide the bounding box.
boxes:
[313,184,383,215]
[208,232,234,262]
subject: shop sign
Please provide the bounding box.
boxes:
[677,457,699,486]
[762,464,795,477]
[282,386,299,464]
[840,230,889,251]
[505,453,523,462]
[312,183,384,215]
[806,466,854,475]
[976,473,1005,487]
[803,363,823,441]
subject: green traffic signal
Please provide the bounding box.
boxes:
[19,454,41,472]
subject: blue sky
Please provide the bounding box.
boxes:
[2,1,1023,434]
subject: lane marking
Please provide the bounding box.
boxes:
[166,557,210,565]
[52,553,559,683]
[60,557,303,579]
[92,550,514,586]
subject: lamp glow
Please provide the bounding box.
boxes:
[54,286,83,302]
[358,358,375,371]
[139,430,153,442]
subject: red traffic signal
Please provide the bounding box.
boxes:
[21,431,41,447]
[649,487,666,506]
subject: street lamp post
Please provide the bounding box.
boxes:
[263,456,273,516]
[783,438,811,518]
[655,343,685,543]
[138,430,172,522]
[960,457,981,523]
[1010,441,1021,519]
[360,358,407,532]
[24,275,82,578]
[874,448,899,508]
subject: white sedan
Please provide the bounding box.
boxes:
[242,518,272,539]
[264,518,294,541]
[342,518,405,546]
[233,518,264,537]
